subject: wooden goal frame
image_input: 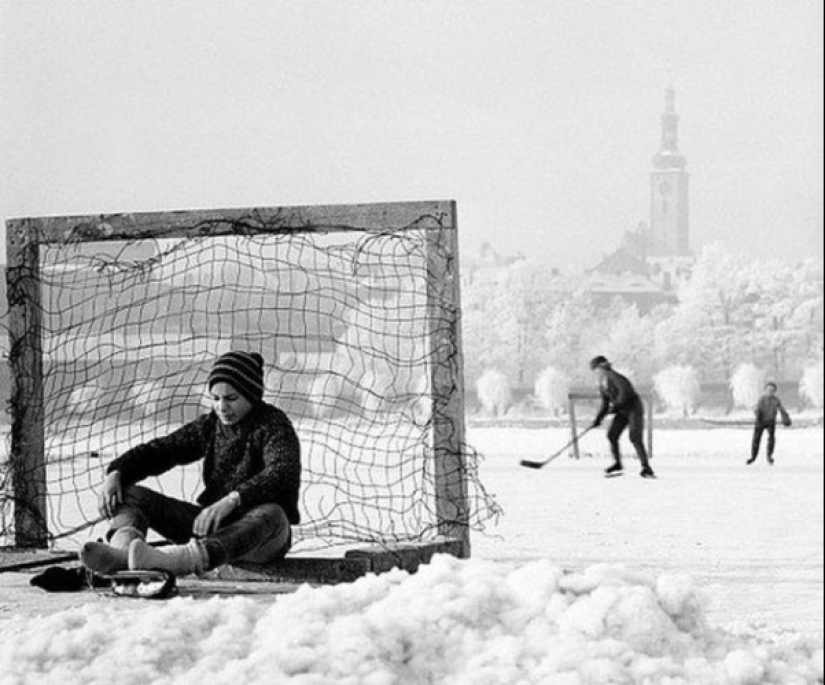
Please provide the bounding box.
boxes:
[4,200,472,579]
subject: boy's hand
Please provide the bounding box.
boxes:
[194,492,241,537]
[98,471,123,519]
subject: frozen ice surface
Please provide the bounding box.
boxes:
[1,425,821,684]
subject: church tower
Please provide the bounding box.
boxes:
[650,86,689,256]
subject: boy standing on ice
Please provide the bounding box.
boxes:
[747,382,792,465]
[589,356,655,479]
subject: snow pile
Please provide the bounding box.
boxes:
[2,556,822,685]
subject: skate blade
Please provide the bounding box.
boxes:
[106,570,177,599]
[604,471,624,478]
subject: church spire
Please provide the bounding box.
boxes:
[653,86,687,169]
[649,85,690,257]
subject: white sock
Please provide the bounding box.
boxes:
[128,539,208,577]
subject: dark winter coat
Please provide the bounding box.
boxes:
[107,403,302,524]
[754,395,791,427]
[594,368,641,425]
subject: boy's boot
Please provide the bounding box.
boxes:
[79,526,144,575]
[128,538,208,577]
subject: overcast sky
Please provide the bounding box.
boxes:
[0,0,822,269]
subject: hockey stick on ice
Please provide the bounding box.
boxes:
[519,425,595,470]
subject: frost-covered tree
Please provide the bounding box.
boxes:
[463,259,564,387]
[533,366,570,416]
[323,293,425,414]
[654,365,701,417]
[600,301,657,385]
[476,368,511,417]
[506,261,567,385]
[461,274,517,386]
[461,243,822,398]
[542,283,598,385]
[748,258,824,380]
[799,360,824,409]
[730,363,766,410]
[656,244,756,385]
[655,249,824,388]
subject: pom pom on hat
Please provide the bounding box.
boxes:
[208,351,265,403]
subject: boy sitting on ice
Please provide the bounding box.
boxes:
[81,351,301,577]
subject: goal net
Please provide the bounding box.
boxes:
[2,202,499,553]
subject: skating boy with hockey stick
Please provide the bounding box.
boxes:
[589,356,655,479]
[747,381,792,465]
[80,351,301,578]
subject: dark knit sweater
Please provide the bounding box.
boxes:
[755,395,790,427]
[107,403,301,524]
[594,368,641,425]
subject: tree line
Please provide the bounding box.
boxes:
[462,244,824,412]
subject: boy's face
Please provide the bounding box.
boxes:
[211,382,254,426]
[765,384,776,397]
[593,367,608,381]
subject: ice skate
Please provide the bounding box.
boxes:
[604,462,624,478]
[103,569,177,599]
[640,467,656,479]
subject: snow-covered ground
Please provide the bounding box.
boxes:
[470,426,825,637]
[1,425,822,684]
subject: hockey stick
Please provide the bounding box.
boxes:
[519,425,595,470]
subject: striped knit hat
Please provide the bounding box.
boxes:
[208,351,265,403]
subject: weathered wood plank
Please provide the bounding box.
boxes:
[212,539,463,584]
[5,201,457,245]
[426,203,470,558]
[5,226,47,547]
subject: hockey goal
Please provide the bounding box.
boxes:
[2,201,498,564]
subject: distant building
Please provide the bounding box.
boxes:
[462,241,527,290]
[649,85,690,257]
[587,243,676,312]
[589,86,695,309]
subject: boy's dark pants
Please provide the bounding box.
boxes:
[607,400,651,469]
[751,422,777,461]
[110,485,292,568]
